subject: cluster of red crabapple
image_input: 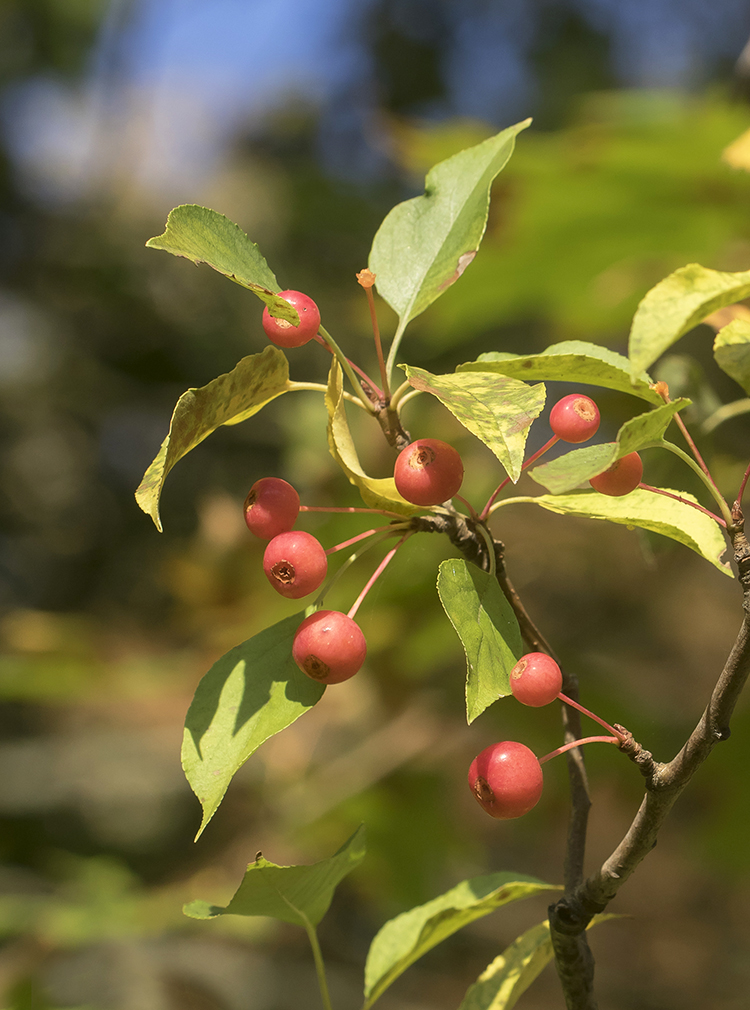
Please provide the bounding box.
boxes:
[247,288,645,819]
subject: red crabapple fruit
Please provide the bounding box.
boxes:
[262,290,321,348]
[468,741,543,819]
[589,451,643,497]
[263,531,327,599]
[510,652,563,707]
[244,477,300,540]
[394,438,464,506]
[292,610,367,684]
[549,394,600,443]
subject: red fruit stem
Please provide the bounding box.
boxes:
[557,692,624,740]
[325,526,393,555]
[347,534,410,620]
[638,484,726,527]
[737,459,750,506]
[361,281,390,400]
[539,735,620,765]
[453,494,480,519]
[480,435,560,519]
[313,329,382,406]
[300,505,407,519]
[313,530,395,607]
[655,382,719,491]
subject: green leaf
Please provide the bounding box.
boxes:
[402,366,545,482]
[457,341,660,403]
[135,346,290,530]
[628,263,750,376]
[182,614,325,838]
[363,872,560,1009]
[436,559,523,723]
[526,489,730,575]
[530,399,689,494]
[714,319,750,394]
[457,914,619,1010]
[326,360,419,515]
[184,826,366,927]
[146,204,300,320]
[369,120,531,333]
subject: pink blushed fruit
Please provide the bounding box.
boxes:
[262,290,321,348]
[590,452,643,497]
[510,652,563,707]
[244,477,300,540]
[394,438,464,506]
[549,394,600,443]
[468,741,543,819]
[263,531,327,599]
[292,610,367,684]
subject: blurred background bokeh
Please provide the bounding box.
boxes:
[3,2,750,1008]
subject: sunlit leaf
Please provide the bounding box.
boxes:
[713,319,750,394]
[146,204,299,320]
[530,400,688,494]
[135,346,291,530]
[184,826,365,927]
[326,361,419,515]
[363,873,559,1008]
[457,914,619,1010]
[525,489,730,575]
[369,121,531,334]
[182,615,325,839]
[436,559,522,723]
[628,263,750,376]
[457,341,660,403]
[402,366,545,482]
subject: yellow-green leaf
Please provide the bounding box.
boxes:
[325,361,419,515]
[135,346,290,530]
[629,263,750,376]
[714,319,750,394]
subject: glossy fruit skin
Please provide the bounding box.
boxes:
[590,451,643,497]
[262,290,321,347]
[510,652,563,707]
[394,438,464,506]
[468,741,543,819]
[244,477,300,540]
[549,394,600,443]
[292,610,367,684]
[263,531,327,599]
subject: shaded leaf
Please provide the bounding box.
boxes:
[184,826,365,927]
[530,400,688,494]
[326,361,419,515]
[526,489,730,575]
[363,872,559,1009]
[369,121,531,334]
[135,347,290,530]
[457,914,619,1010]
[714,319,750,394]
[629,263,750,376]
[436,559,523,723]
[182,614,325,838]
[146,204,300,320]
[402,365,545,482]
[457,341,660,403]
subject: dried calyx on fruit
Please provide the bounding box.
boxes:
[262,290,321,347]
[244,477,300,540]
[394,438,464,506]
[292,610,367,684]
[468,741,543,819]
[549,394,600,443]
[590,452,643,497]
[263,531,328,598]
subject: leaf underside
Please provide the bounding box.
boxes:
[714,319,750,395]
